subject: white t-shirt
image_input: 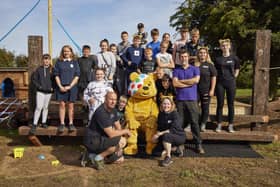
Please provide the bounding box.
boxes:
[156,52,173,77]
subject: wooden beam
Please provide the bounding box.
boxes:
[19,126,85,136]
[18,126,277,142]
[186,130,277,142]
[252,30,271,116]
[208,114,269,124]
[28,36,43,120]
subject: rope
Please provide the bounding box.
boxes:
[56,17,82,55]
[259,67,280,71]
[0,98,19,118]
[0,0,41,43]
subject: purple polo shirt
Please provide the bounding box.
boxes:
[173,65,200,101]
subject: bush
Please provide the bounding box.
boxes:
[236,61,253,88]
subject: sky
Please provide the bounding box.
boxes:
[0,0,180,57]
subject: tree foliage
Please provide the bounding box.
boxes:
[0,48,28,67]
[170,0,280,98]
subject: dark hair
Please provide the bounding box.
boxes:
[121,31,128,35]
[100,39,109,47]
[95,67,106,74]
[137,23,144,28]
[161,74,171,82]
[110,43,117,48]
[82,45,91,50]
[151,28,159,36]
[179,49,189,56]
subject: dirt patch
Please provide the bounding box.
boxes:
[0,100,279,186]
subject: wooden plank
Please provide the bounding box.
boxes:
[19,126,85,136]
[208,114,269,124]
[18,126,277,142]
[186,130,277,142]
[252,30,271,116]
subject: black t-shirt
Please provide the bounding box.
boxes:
[157,111,185,136]
[78,55,97,86]
[215,55,240,81]
[89,104,119,137]
[198,62,217,92]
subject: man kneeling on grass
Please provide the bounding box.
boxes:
[83,91,131,170]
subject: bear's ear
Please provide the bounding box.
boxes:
[130,72,139,81]
[148,72,157,81]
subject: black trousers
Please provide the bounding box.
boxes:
[199,91,211,125]
[215,79,236,124]
[177,100,201,145]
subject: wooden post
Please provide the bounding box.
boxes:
[28,36,43,123]
[252,30,271,130]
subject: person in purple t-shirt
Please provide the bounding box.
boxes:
[172,49,205,154]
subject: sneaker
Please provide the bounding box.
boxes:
[228,124,235,133]
[57,124,65,133]
[81,151,89,167]
[93,158,104,170]
[215,124,222,133]
[196,144,205,154]
[42,123,48,128]
[184,124,191,132]
[161,156,173,167]
[29,125,37,135]
[200,123,206,132]
[68,124,76,132]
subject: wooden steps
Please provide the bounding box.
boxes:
[18,126,277,143]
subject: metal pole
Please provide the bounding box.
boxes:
[48,0,53,63]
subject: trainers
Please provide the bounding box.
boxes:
[29,125,37,135]
[200,123,206,132]
[68,124,76,132]
[215,124,222,133]
[228,124,235,133]
[196,144,205,154]
[57,124,65,133]
[161,156,173,167]
[184,124,191,132]
[42,123,48,128]
[93,158,104,170]
[81,151,89,167]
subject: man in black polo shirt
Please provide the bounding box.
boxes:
[83,91,131,170]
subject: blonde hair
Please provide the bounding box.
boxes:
[191,28,200,36]
[59,45,75,61]
[219,38,231,45]
[119,95,128,103]
[160,97,176,112]
[196,46,213,65]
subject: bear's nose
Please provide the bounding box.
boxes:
[143,86,149,90]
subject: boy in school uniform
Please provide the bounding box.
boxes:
[139,48,156,74]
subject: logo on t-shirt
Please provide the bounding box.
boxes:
[202,65,209,69]
[110,114,115,119]
[167,120,172,124]
[134,50,140,56]
[226,60,233,64]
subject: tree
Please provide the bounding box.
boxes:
[15,55,28,67]
[0,48,15,67]
[170,0,280,98]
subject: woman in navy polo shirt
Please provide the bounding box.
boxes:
[54,45,80,133]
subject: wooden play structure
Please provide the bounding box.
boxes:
[17,30,278,145]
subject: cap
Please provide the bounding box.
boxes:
[137,23,144,28]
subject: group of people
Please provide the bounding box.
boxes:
[29,23,240,169]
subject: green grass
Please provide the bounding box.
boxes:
[236,89,252,97]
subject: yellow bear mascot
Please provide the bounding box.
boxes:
[124,73,158,155]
